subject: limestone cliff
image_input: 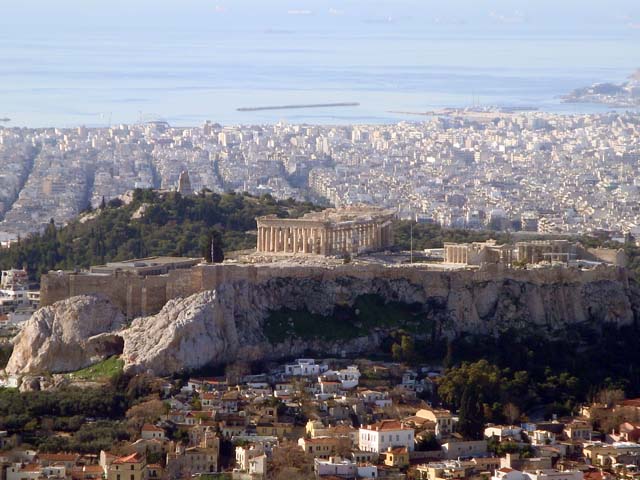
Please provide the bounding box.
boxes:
[5,295,125,374]
[7,267,640,376]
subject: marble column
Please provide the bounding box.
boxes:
[263,227,269,252]
[312,228,318,254]
[320,228,327,255]
[332,229,337,254]
[263,227,268,252]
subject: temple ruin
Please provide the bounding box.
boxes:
[255,206,395,256]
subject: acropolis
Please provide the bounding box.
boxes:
[255,206,395,256]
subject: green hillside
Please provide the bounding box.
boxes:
[2,187,638,283]
[0,189,321,281]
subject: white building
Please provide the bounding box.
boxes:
[442,440,488,459]
[315,456,377,478]
[236,445,265,472]
[6,464,66,480]
[493,468,583,480]
[284,359,329,376]
[248,454,266,477]
[321,365,361,389]
[484,425,523,441]
[358,390,393,408]
[530,430,556,446]
[141,424,166,441]
[359,420,415,453]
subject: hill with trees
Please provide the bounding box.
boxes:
[2,188,638,284]
[0,189,321,281]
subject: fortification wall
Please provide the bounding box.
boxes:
[40,262,629,318]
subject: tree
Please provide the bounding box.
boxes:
[202,229,224,263]
[595,388,625,407]
[269,441,314,480]
[125,399,165,434]
[401,335,416,362]
[458,385,485,440]
[443,340,454,369]
[225,361,251,385]
[504,402,521,424]
[391,343,403,362]
[416,433,440,451]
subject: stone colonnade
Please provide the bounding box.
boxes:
[256,220,393,256]
[516,241,570,264]
[444,244,470,264]
[445,242,515,266]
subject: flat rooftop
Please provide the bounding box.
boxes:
[89,256,203,275]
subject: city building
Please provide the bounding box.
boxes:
[358,420,415,453]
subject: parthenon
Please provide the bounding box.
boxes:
[256,206,395,256]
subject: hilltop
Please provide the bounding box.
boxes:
[3,186,640,285]
[0,188,517,282]
[0,189,322,281]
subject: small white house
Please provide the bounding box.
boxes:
[284,359,329,376]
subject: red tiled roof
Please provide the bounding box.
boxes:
[363,420,410,431]
[113,453,143,464]
[21,464,42,472]
[38,452,79,461]
[72,465,104,474]
[303,437,339,444]
[388,447,408,454]
[141,424,164,432]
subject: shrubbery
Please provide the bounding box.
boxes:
[0,190,321,281]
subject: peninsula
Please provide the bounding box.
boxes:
[562,69,640,107]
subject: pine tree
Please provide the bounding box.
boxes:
[202,229,224,263]
[458,385,484,440]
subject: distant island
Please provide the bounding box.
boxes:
[237,102,359,112]
[562,69,640,107]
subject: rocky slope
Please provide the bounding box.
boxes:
[5,295,125,374]
[6,269,640,376]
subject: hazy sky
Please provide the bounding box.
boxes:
[3,0,640,30]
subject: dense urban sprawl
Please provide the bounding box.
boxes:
[1,112,639,244]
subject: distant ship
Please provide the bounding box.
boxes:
[0,118,10,123]
[237,102,359,112]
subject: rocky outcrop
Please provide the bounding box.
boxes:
[119,272,639,375]
[6,295,125,374]
[7,267,640,376]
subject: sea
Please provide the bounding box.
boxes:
[0,2,639,128]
